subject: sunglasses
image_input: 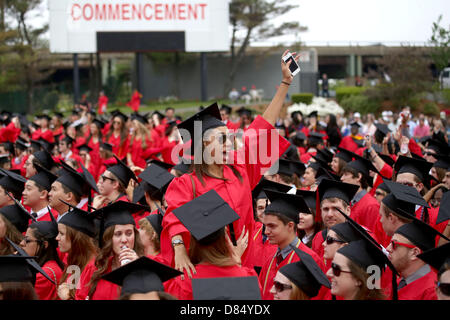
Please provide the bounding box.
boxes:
[326,236,346,245]
[390,240,417,251]
[331,262,352,277]
[437,282,450,296]
[273,280,292,292]
[100,174,116,183]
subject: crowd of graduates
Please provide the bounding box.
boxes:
[0,50,449,301]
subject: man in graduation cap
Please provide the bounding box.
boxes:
[338,121,364,153]
[387,216,449,300]
[258,190,325,300]
[340,152,381,232]
[22,164,58,222]
[220,104,239,131]
[310,179,359,264]
[92,155,136,209]
[0,168,26,208]
[56,135,83,164]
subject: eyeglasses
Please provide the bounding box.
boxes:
[326,236,346,245]
[390,240,417,251]
[273,280,292,292]
[331,262,352,277]
[100,174,116,183]
[22,237,42,245]
[437,282,450,296]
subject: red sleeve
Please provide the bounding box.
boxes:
[34,262,63,300]
[230,115,290,190]
[75,260,97,300]
[380,163,393,179]
[117,135,130,159]
[408,138,423,157]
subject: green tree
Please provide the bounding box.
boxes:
[429,14,450,88]
[5,0,54,113]
[225,0,306,95]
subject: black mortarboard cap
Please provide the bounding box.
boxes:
[237,107,253,117]
[29,207,58,240]
[295,131,307,141]
[417,242,450,272]
[177,103,225,153]
[33,150,57,170]
[58,200,96,237]
[5,238,55,284]
[15,138,30,151]
[37,114,52,122]
[108,155,138,187]
[100,142,113,152]
[76,144,92,153]
[317,148,334,163]
[111,110,129,123]
[295,190,317,210]
[345,153,379,186]
[330,222,364,243]
[145,212,163,237]
[172,189,239,245]
[308,132,325,144]
[374,123,391,137]
[264,190,310,223]
[37,138,55,154]
[279,246,331,298]
[376,181,390,193]
[379,154,395,167]
[192,276,261,300]
[1,141,14,154]
[139,164,175,200]
[395,216,449,251]
[220,104,232,114]
[102,256,182,295]
[55,161,86,197]
[307,111,318,118]
[94,201,148,231]
[276,158,305,176]
[0,202,31,233]
[394,155,433,183]
[0,154,10,165]
[335,147,355,163]
[131,112,148,125]
[0,255,38,283]
[337,239,391,272]
[132,184,147,205]
[426,139,450,155]
[61,135,74,146]
[30,122,41,130]
[317,179,359,205]
[433,154,450,170]
[0,168,26,198]
[252,178,291,200]
[29,163,58,191]
[146,159,174,171]
[381,180,428,218]
[53,112,64,119]
[92,118,106,129]
[80,162,100,194]
[436,191,450,225]
[350,121,361,128]
[151,110,165,120]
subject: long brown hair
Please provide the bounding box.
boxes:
[189,229,235,267]
[87,224,144,298]
[0,214,24,256]
[60,226,98,299]
[289,283,311,300]
[0,282,38,300]
[129,120,151,149]
[106,116,128,146]
[138,218,160,252]
[347,260,386,301]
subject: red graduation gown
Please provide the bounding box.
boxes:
[338,135,362,153]
[350,192,379,232]
[161,115,290,269]
[249,222,277,270]
[0,122,20,143]
[35,260,63,300]
[165,263,259,300]
[397,269,437,300]
[32,128,55,143]
[75,258,101,300]
[258,239,325,300]
[76,257,120,300]
[106,133,130,159]
[37,207,58,222]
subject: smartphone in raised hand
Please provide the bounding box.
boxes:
[282,52,300,77]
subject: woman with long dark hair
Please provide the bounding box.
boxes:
[105,112,130,159]
[326,114,342,148]
[160,50,296,275]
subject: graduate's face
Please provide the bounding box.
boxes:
[112,224,135,256]
[298,212,314,231]
[379,203,397,237]
[270,271,293,300]
[255,199,267,222]
[202,126,231,165]
[0,186,11,208]
[437,270,450,301]
[302,167,316,187]
[20,228,41,256]
[138,227,151,250]
[113,117,124,130]
[326,252,360,300]
[25,155,37,178]
[90,123,99,135]
[98,171,118,196]
[22,180,45,207]
[320,199,349,228]
[56,224,71,253]
[263,214,294,246]
[443,171,450,189]
[331,157,340,174]
[386,233,417,273]
[340,171,360,187]
[49,182,70,213]
[323,230,346,261]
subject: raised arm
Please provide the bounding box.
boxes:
[262,50,299,126]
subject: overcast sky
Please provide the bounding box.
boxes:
[28,0,450,47]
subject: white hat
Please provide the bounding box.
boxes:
[354,112,361,118]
